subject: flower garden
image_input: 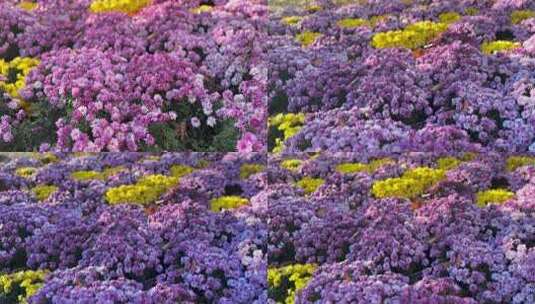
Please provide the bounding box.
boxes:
[268,152,535,303]
[0,0,267,152]
[268,0,535,154]
[2,0,535,303]
[0,152,267,303]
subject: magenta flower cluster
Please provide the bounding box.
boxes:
[0,0,267,152]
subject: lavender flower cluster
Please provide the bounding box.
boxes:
[268,152,535,303]
[0,152,267,303]
[0,0,267,152]
[268,0,535,154]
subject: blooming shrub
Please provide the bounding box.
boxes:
[240,163,265,179]
[0,270,47,303]
[105,174,179,205]
[476,189,515,207]
[295,177,324,194]
[89,0,151,14]
[210,195,249,212]
[31,184,58,201]
[371,21,449,50]
[295,32,321,47]
[0,152,267,302]
[371,167,446,199]
[268,152,535,303]
[336,158,393,174]
[511,10,535,24]
[0,0,268,152]
[268,264,316,304]
[481,40,521,54]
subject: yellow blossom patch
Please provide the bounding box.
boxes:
[89,0,151,14]
[296,31,322,47]
[210,196,249,212]
[481,40,520,55]
[476,189,514,207]
[0,57,40,100]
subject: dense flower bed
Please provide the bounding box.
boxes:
[268,0,535,154]
[0,0,267,152]
[0,152,267,303]
[268,152,535,303]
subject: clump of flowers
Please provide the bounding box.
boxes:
[295,177,325,194]
[105,174,179,205]
[295,32,321,47]
[89,0,151,14]
[476,189,515,207]
[281,16,303,26]
[17,1,38,11]
[31,184,58,201]
[438,12,461,24]
[337,18,370,29]
[15,167,37,178]
[506,156,535,172]
[0,57,39,100]
[371,21,449,49]
[240,163,265,179]
[268,264,316,304]
[269,113,305,153]
[481,40,520,54]
[70,170,105,181]
[436,156,462,170]
[371,167,446,199]
[0,270,47,303]
[190,5,214,14]
[280,159,303,172]
[169,164,194,178]
[210,195,249,212]
[336,158,394,174]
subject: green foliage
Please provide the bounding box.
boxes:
[371,21,449,49]
[280,159,303,172]
[476,189,514,207]
[148,98,239,151]
[481,40,520,55]
[240,163,265,179]
[210,195,249,212]
[105,174,179,205]
[0,101,65,152]
[0,270,47,304]
[335,158,393,174]
[169,164,194,178]
[295,177,325,195]
[268,264,316,304]
[295,31,321,47]
[505,156,535,172]
[371,167,446,199]
[511,10,535,24]
[269,113,305,153]
[32,184,58,201]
